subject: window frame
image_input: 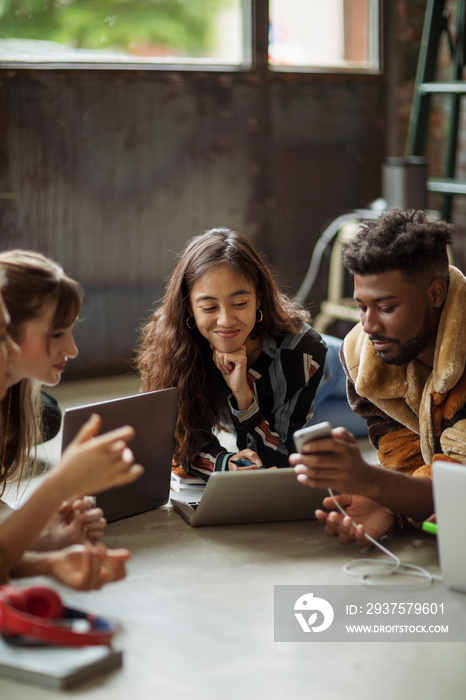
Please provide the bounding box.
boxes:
[0,0,381,75]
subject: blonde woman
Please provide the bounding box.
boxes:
[0,250,104,549]
[0,276,143,588]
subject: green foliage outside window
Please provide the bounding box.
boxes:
[0,0,231,56]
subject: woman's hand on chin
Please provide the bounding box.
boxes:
[211,345,253,410]
[211,344,247,376]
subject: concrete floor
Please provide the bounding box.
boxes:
[1,496,464,700]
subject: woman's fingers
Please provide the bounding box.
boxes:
[71,413,102,445]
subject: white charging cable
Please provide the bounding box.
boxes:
[327,488,443,587]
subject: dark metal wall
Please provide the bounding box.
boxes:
[0,66,384,377]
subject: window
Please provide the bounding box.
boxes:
[269,0,379,71]
[0,0,248,67]
[0,0,379,71]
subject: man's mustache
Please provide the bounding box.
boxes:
[369,335,398,345]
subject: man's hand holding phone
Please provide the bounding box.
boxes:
[292,421,333,452]
[289,421,373,495]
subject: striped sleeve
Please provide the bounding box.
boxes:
[189,442,235,482]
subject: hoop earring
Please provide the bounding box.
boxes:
[186,315,196,330]
[256,308,263,323]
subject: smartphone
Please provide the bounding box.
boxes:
[293,421,333,452]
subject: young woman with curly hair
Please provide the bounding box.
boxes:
[137,227,362,480]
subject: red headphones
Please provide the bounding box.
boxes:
[0,584,117,647]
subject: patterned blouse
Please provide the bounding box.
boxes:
[188,324,327,480]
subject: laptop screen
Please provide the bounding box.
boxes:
[61,388,178,522]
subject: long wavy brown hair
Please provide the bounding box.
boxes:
[0,250,83,492]
[136,227,310,467]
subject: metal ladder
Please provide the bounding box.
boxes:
[405,0,466,221]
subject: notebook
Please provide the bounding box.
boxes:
[61,388,178,522]
[432,460,466,593]
[170,467,327,526]
[0,639,122,690]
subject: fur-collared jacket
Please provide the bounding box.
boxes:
[340,265,466,480]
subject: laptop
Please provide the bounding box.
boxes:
[170,467,327,527]
[61,388,178,522]
[432,460,466,593]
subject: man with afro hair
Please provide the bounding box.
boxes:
[290,209,464,545]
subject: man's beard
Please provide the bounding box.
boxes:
[370,307,433,366]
